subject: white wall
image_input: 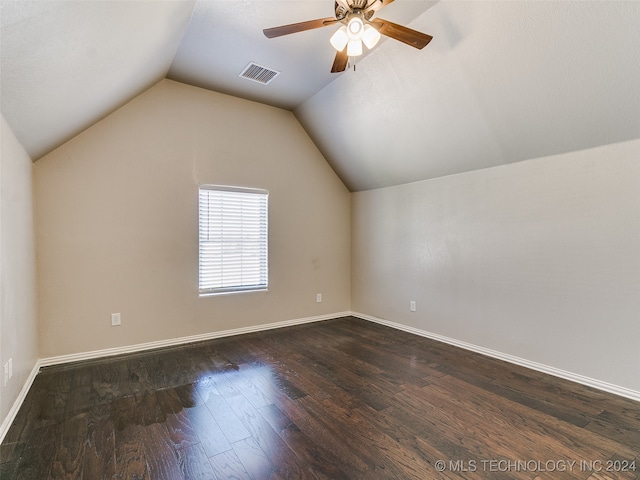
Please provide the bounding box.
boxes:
[352,139,640,393]
[35,79,351,358]
[0,115,39,429]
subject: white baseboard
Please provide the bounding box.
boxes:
[2,311,350,444]
[352,311,640,402]
[0,360,41,444]
[39,311,351,367]
[4,310,636,445]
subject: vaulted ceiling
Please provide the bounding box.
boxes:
[1,0,639,191]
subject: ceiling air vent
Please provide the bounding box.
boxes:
[239,62,280,85]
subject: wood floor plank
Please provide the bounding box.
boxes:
[2,316,639,480]
[231,436,276,480]
[399,382,581,479]
[63,365,94,418]
[156,388,201,451]
[0,440,25,468]
[296,394,411,478]
[90,359,129,403]
[226,392,312,479]
[10,423,60,480]
[49,412,88,480]
[114,423,149,480]
[160,407,200,452]
[585,413,640,451]
[223,368,274,409]
[140,422,185,480]
[208,448,251,480]
[202,391,252,444]
[270,393,378,478]
[176,443,218,480]
[124,355,156,395]
[258,403,349,480]
[82,403,116,480]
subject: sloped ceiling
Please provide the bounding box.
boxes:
[296,1,640,190]
[1,0,639,192]
[0,0,196,161]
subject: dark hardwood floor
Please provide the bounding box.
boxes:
[1,316,638,479]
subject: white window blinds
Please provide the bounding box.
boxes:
[198,185,268,295]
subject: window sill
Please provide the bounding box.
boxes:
[199,288,269,298]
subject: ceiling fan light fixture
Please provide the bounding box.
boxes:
[362,24,381,49]
[347,38,363,57]
[263,0,433,73]
[347,16,364,40]
[330,26,349,51]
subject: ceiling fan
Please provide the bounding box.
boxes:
[263,0,433,73]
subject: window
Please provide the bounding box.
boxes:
[198,185,268,295]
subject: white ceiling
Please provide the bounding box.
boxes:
[0,0,196,160]
[167,0,437,110]
[1,0,639,191]
[297,0,640,190]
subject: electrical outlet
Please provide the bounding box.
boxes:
[410,300,417,312]
[8,358,12,379]
[316,293,322,303]
[111,313,121,326]
[3,363,8,386]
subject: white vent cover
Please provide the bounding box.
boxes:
[239,62,280,85]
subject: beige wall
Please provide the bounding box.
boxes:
[35,79,350,358]
[17,74,640,402]
[352,139,640,392]
[0,115,38,426]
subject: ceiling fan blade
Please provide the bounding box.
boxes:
[263,18,338,38]
[331,47,348,73]
[364,0,394,14]
[370,18,433,49]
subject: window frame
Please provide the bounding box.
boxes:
[198,184,269,297]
